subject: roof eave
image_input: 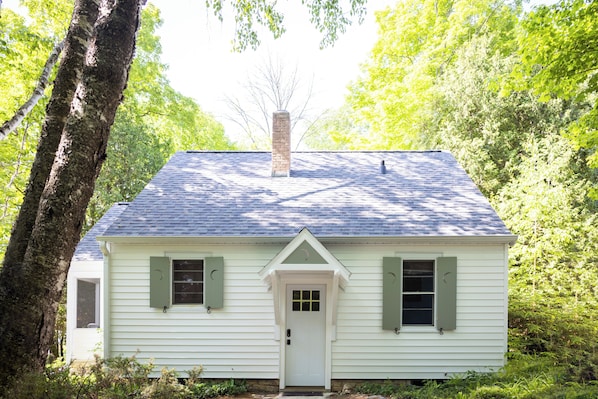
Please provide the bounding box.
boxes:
[97,234,518,246]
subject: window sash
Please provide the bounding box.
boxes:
[172,259,204,304]
[402,260,435,326]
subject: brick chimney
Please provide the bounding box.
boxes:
[271,110,291,177]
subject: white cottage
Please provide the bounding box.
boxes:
[67,111,516,390]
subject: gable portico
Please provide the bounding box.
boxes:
[260,228,351,389]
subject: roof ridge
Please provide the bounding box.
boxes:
[184,150,445,154]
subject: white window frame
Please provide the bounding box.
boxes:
[397,252,443,330]
[75,278,100,328]
[171,258,205,305]
[402,259,435,326]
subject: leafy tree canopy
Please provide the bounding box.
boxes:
[516,0,598,194]
[0,1,233,255]
[347,0,520,149]
[206,0,367,50]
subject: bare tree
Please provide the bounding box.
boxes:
[224,54,316,149]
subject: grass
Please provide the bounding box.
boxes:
[5,352,597,399]
[353,354,598,399]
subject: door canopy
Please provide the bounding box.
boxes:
[259,228,351,327]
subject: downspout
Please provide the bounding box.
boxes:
[99,241,111,360]
[503,242,510,357]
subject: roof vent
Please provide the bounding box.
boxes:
[380,160,387,174]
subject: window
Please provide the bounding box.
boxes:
[172,259,204,304]
[291,290,321,312]
[76,279,100,328]
[382,256,457,332]
[402,260,434,325]
[150,256,224,310]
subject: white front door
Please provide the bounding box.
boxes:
[285,284,326,387]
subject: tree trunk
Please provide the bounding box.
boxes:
[2,0,100,273]
[0,0,142,390]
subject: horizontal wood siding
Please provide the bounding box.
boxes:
[108,244,280,378]
[108,241,507,380]
[330,244,507,380]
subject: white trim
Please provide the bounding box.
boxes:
[164,251,213,259]
[66,262,103,363]
[396,251,444,259]
[102,252,111,360]
[98,234,518,246]
[278,275,333,390]
[259,228,350,390]
[259,228,351,288]
[503,243,510,354]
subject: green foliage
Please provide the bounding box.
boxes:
[205,0,366,50]
[509,295,598,383]
[2,359,83,399]
[0,2,235,247]
[3,355,247,399]
[344,2,598,396]
[353,355,598,398]
[517,0,598,102]
[302,105,368,150]
[516,0,598,189]
[92,354,155,396]
[0,7,56,259]
[84,4,234,229]
[424,34,586,196]
[19,0,73,39]
[419,16,598,389]
[347,0,520,149]
[187,379,247,399]
[141,368,188,399]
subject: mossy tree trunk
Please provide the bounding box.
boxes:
[0,0,142,390]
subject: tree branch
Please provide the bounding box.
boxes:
[0,39,65,140]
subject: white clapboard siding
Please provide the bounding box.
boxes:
[329,243,507,380]
[108,241,508,380]
[107,243,280,378]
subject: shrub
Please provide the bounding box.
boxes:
[509,295,598,383]
[88,353,154,398]
[2,359,94,399]
[469,386,511,399]
[187,379,247,399]
[141,368,190,399]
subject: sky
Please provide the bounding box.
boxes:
[4,0,550,145]
[149,0,396,143]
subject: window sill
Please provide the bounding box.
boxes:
[398,326,437,333]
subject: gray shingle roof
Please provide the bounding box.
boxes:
[73,202,128,261]
[100,151,512,239]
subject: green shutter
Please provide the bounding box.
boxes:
[382,257,402,331]
[436,256,457,331]
[204,257,224,309]
[150,256,171,309]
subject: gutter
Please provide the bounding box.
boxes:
[97,234,518,246]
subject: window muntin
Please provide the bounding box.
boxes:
[402,260,434,326]
[291,289,321,312]
[172,259,204,304]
